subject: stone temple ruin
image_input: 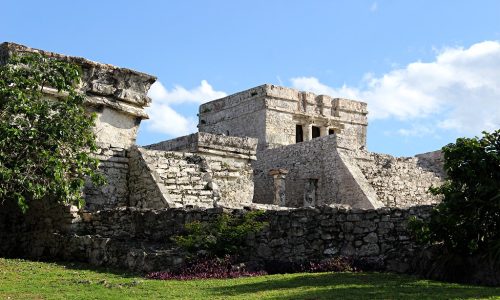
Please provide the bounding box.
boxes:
[136,84,444,211]
[0,43,448,273]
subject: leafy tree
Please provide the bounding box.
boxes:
[0,53,104,212]
[409,130,500,255]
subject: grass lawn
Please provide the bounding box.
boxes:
[0,258,499,299]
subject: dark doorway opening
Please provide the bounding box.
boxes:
[304,178,318,207]
[312,126,321,138]
[329,129,335,135]
[296,125,304,143]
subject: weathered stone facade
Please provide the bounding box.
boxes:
[141,132,258,209]
[198,84,368,151]
[252,135,383,209]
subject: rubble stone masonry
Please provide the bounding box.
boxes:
[0,202,433,273]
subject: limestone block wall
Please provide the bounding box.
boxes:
[0,200,79,259]
[83,144,130,210]
[145,132,258,208]
[128,147,176,209]
[129,147,216,209]
[197,87,268,150]
[331,98,368,150]
[203,154,254,208]
[129,145,255,209]
[355,151,444,208]
[253,135,382,209]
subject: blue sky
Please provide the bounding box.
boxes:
[2,0,500,156]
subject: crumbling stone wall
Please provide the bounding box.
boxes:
[355,151,444,208]
[252,134,445,209]
[129,147,216,208]
[128,146,256,209]
[197,89,268,150]
[0,203,432,273]
[144,132,257,208]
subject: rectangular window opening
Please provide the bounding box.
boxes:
[312,126,321,139]
[296,125,304,143]
[329,129,335,135]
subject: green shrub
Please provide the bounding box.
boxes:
[409,130,500,256]
[173,210,268,258]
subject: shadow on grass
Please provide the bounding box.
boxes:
[1,256,141,279]
[210,272,500,300]
[55,260,140,278]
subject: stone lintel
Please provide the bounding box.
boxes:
[268,168,289,176]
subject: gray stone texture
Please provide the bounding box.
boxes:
[133,132,258,209]
[355,150,444,207]
[0,201,433,273]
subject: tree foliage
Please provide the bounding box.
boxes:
[173,211,268,258]
[0,53,104,212]
[409,130,500,255]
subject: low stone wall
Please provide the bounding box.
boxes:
[356,151,444,208]
[0,201,432,273]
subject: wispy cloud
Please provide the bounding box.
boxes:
[143,80,227,136]
[291,40,500,135]
[397,124,437,138]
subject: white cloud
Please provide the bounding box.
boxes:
[291,41,500,135]
[397,124,437,138]
[148,80,227,105]
[143,80,227,136]
[145,103,197,136]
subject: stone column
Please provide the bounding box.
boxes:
[304,124,313,141]
[320,126,328,137]
[269,168,289,206]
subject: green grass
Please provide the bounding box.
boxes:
[0,258,499,299]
